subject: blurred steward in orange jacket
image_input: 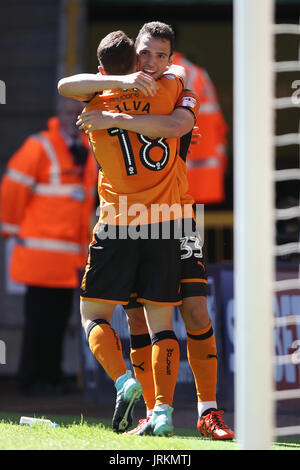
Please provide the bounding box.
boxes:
[0,97,98,395]
[173,51,228,204]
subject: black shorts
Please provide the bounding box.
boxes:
[180,233,207,298]
[125,218,207,310]
[80,223,181,306]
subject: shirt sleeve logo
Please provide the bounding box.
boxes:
[181,96,197,108]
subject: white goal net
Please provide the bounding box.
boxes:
[233,0,300,450]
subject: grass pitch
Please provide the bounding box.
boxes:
[0,412,299,451]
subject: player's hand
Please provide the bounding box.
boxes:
[121,71,158,96]
[76,110,114,133]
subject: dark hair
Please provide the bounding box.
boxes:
[97,30,136,75]
[135,21,175,56]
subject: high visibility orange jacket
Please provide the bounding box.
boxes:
[173,52,228,204]
[0,117,98,288]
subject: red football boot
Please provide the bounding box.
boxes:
[125,417,150,435]
[197,409,234,440]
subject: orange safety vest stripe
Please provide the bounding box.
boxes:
[0,118,98,287]
[173,52,228,204]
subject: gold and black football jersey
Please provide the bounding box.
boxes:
[85,75,199,224]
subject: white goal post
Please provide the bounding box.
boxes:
[233,0,275,450]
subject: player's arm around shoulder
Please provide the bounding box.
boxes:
[57,71,158,101]
[77,106,195,139]
[76,79,199,138]
[57,74,101,101]
[158,106,195,138]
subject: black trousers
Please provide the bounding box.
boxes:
[18,286,74,389]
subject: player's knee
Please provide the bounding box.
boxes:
[180,298,210,330]
[80,298,113,330]
[126,307,148,335]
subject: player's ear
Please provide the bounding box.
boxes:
[136,55,141,72]
[98,65,106,75]
[168,54,174,66]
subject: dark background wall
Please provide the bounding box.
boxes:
[0,0,61,177]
